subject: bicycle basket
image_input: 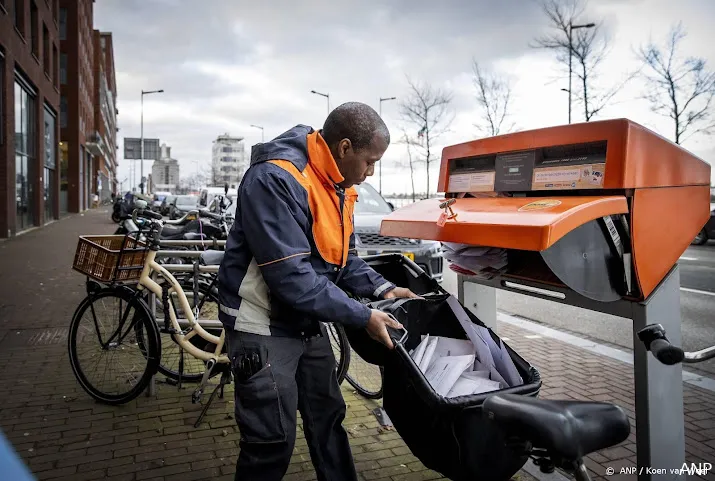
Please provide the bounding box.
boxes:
[72,234,149,283]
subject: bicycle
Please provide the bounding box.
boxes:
[68,203,351,409]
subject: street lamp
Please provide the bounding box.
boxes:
[561,88,570,123]
[140,89,164,194]
[378,96,397,195]
[567,22,595,124]
[311,90,330,115]
[250,124,265,143]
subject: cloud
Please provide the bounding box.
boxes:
[94,0,715,192]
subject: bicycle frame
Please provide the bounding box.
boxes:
[137,249,229,364]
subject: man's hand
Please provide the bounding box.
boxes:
[384,287,422,300]
[366,309,403,349]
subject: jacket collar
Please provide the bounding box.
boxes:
[307,131,345,186]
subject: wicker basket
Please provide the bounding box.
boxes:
[72,235,149,283]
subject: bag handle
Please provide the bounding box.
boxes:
[386,314,409,346]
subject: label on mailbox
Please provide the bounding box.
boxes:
[448,172,495,192]
[495,151,535,192]
[532,163,605,190]
[517,199,562,211]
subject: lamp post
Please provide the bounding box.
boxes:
[567,22,595,124]
[140,89,164,194]
[250,124,265,143]
[311,90,330,116]
[378,96,396,195]
[561,88,570,124]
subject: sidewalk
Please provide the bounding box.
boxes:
[0,208,712,481]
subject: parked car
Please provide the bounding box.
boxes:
[692,204,715,245]
[151,191,172,212]
[353,182,443,281]
[161,195,176,216]
[170,195,199,220]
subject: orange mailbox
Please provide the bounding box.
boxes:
[380,118,711,480]
[381,118,711,302]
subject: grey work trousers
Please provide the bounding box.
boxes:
[226,324,358,481]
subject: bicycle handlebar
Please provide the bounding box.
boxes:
[648,338,685,365]
[638,324,715,365]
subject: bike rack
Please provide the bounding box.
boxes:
[145,253,222,401]
[379,119,712,481]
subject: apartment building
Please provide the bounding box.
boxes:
[0,0,62,237]
[211,133,246,188]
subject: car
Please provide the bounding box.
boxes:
[692,203,715,245]
[151,191,172,212]
[161,195,176,216]
[352,182,443,281]
[170,195,199,220]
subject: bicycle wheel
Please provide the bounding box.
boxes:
[68,287,160,405]
[345,351,384,399]
[325,322,350,385]
[150,277,223,383]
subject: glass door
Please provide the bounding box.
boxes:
[44,105,56,222]
[14,79,36,231]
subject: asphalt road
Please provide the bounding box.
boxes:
[441,241,715,375]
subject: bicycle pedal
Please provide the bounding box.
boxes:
[159,327,180,335]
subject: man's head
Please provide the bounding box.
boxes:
[320,102,390,188]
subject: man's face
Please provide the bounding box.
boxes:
[335,134,388,188]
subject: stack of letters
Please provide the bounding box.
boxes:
[408,297,523,398]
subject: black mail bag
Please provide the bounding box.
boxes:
[345,254,542,481]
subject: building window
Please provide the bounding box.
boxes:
[15,77,36,231]
[53,43,58,88]
[30,1,38,58]
[58,6,66,40]
[15,0,25,35]
[60,53,66,84]
[44,106,56,222]
[43,23,50,76]
[60,95,67,127]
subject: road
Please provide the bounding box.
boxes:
[440,241,715,375]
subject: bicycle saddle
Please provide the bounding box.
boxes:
[483,393,630,460]
[160,224,185,239]
[200,250,225,266]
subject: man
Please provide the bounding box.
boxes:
[218,102,418,481]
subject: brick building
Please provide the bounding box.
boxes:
[0,0,62,237]
[59,0,95,213]
[92,30,117,202]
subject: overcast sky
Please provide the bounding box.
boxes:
[94,0,715,195]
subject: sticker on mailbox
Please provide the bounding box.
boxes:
[517,199,562,211]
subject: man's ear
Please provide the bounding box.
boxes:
[337,139,351,159]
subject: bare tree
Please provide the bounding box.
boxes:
[532,0,633,122]
[637,23,715,145]
[399,76,454,196]
[472,60,516,136]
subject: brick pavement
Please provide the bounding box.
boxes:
[0,208,713,481]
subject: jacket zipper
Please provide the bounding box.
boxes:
[335,185,347,276]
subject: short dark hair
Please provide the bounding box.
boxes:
[321,102,390,151]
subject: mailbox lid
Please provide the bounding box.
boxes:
[380,196,629,251]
